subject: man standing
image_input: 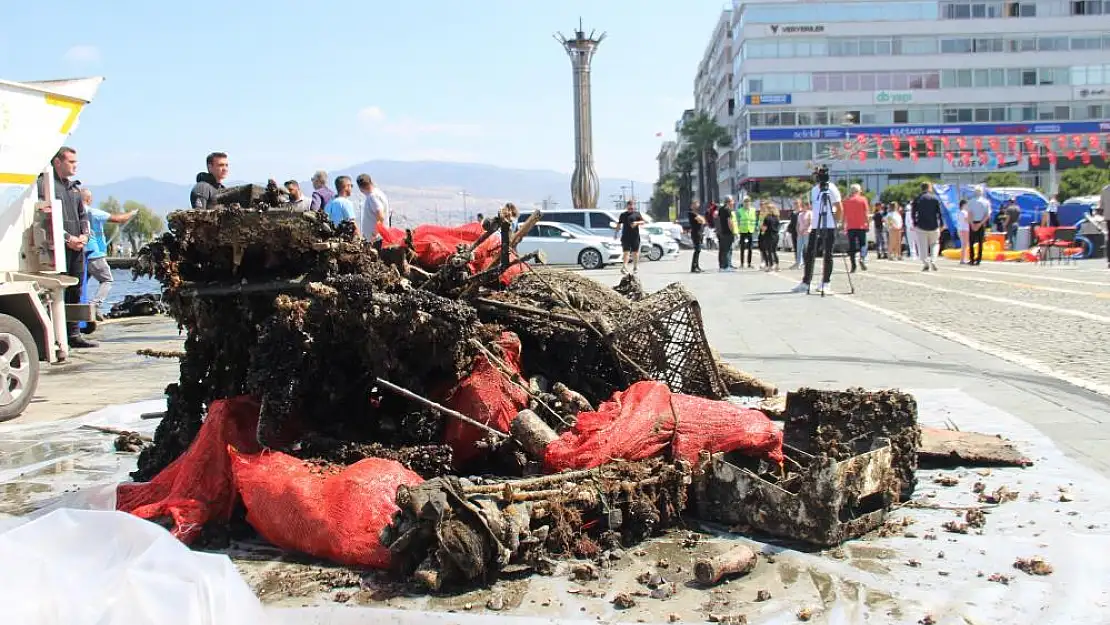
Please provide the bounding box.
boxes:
[792,168,842,294]
[842,183,870,272]
[1101,183,1110,269]
[614,200,645,274]
[872,203,887,260]
[717,196,738,271]
[967,186,992,265]
[37,147,96,348]
[356,173,390,241]
[309,170,334,212]
[324,176,360,236]
[911,182,944,272]
[688,200,706,273]
[736,197,757,269]
[284,180,311,211]
[189,152,228,209]
[1003,198,1021,249]
[81,189,138,319]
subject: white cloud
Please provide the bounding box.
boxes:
[64,45,101,65]
[356,106,482,138]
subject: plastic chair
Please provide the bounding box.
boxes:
[1037,227,1077,265]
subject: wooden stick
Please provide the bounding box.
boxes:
[474,297,598,328]
[509,210,544,249]
[79,425,153,442]
[463,468,599,494]
[695,544,758,586]
[499,220,512,269]
[374,377,509,440]
[181,278,307,297]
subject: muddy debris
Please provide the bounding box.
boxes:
[755,590,772,602]
[979,486,1019,505]
[612,593,637,609]
[708,614,748,625]
[113,431,149,453]
[1014,556,1053,576]
[932,474,960,487]
[965,508,987,529]
[941,521,969,535]
[797,607,814,621]
[987,573,1012,585]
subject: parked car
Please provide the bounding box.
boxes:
[516,221,622,270]
[641,224,681,261]
[520,210,678,262]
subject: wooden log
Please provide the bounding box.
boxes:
[509,210,544,249]
[918,428,1033,468]
[510,409,559,460]
[694,544,758,586]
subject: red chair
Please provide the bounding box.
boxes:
[1034,226,1077,265]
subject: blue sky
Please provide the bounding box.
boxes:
[1,1,726,186]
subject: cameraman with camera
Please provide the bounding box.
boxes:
[792,165,843,295]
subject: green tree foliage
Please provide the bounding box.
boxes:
[879,177,934,206]
[120,201,164,253]
[982,172,1022,188]
[651,173,679,221]
[1057,166,1110,202]
[679,112,732,205]
[674,148,697,212]
[754,177,811,208]
[97,196,123,253]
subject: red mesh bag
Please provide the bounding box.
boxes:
[442,331,529,466]
[229,451,422,568]
[543,381,784,473]
[379,222,526,285]
[116,396,261,543]
[377,223,406,247]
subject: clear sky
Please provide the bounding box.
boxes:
[1,1,726,186]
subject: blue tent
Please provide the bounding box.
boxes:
[931,184,1048,246]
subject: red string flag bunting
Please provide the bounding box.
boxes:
[945,152,955,164]
[891,136,901,151]
[973,137,983,152]
[1066,149,1076,160]
[1057,135,1068,151]
[961,152,972,166]
[1072,135,1083,148]
[957,137,967,150]
[1047,150,1058,165]
[988,137,1001,152]
[1030,153,1040,167]
[910,151,919,162]
[856,133,867,144]
[924,137,934,151]
[941,137,950,148]
[907,136,918,150]
[1081,150,1092,165]
[1089,134,1101,150]
[978,151,989,165]
[858,151,867,162]
[1008,136,1018,153]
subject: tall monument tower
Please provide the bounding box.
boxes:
[556,19,605,209]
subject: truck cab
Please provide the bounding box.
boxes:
[0,76,104,420]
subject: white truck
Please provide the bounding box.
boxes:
[0,76,104,421]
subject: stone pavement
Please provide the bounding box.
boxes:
[598,252,1110,476]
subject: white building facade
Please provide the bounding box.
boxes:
[731,0,1110,193]
[693,9,737,200]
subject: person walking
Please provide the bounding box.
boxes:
[688,200,706,273]
[717,196,737,271]
[967,186,992,266]
[842,183,870,272]
[956,199,971,264]
[903,201,918,260]
[615,200,646,274]
[885,204,904,261]
[756,202,771,269]
[1042,194,1060,228]
[786,199,800,269]
[911,182,944,272]
[736,196,757,269]
[872,203,887,260]
[792,167,842,294]
[761,205,781,272]
[794,199,812,269]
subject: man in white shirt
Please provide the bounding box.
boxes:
[967,186,993,266]
[356,173,390,242]
[792,166,842,294]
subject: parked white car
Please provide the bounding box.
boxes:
[641,224,681,261]
[516,222,622,270]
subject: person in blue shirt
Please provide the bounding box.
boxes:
[323,175,361,237]
[81,189,137,319]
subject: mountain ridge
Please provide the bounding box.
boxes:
[87,160,653,226]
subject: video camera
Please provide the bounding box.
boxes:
[813,164,830,186]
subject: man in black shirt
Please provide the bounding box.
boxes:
[37,146,97,349]
[911,182,945,272]
[717,196,737,271]
[688,200,706,273]
[614,200,645,274]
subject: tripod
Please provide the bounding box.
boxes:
[805,185,856,297]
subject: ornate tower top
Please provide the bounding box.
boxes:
[555,18,606,67]
[555,19,605,209]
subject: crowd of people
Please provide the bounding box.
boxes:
[683,173,1110,295]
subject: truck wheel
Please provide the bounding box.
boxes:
[0,313,39,422]
[578,248,603,270]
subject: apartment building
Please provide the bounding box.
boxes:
[691,9,737,200]
[730,0,1110,192]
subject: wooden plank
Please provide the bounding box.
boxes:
[918,427,1033,468]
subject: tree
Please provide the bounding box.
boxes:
[879,176,933,206]
[674,147,697,216]
[755,177,811,207]
[1057,166,1110,202]
[650,173,679,221]
[679,112,732,206]
[983,172,1022,188]
[120,201,164,253]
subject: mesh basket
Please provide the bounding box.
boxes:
[612,283,727,399]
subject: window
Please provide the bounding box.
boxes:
[780,111,796,125]
[1055,105,1071,120]
[1072,36,1102,50]
[828,74,844,91]
[797,111,812,125]
[860,74,876,90]
[748,112,763,127]
[1009,36,1036,52]
[975,107,990,121]
[782,143,813,161]
[764,112,780,126]
[877,40,893,55]
[941,70,956,88]
[816,142,840,158]
[877,73,893,89]
[588,213,612,229]
[544,214,583,227]
[942,38,973,53]
[1039,36,1068,51]
[943,107,960,123]
[750,143,781,162]
[860,40,876,55]
[814,110,830,125]
[845,74,860,90]
[957,69,974,87]
[894,109,909,124]
[747,78,763,94]
[829,40,846,56]
[974,69,990,86]
[990,68,1006,87]
[1022,69,1037,85]
[812,75,828,91]
[991,107,1007,121]
[1072,0,1105,15]
[958,108,973,122]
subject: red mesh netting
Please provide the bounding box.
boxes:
[378,223,526,285]
[543,381,784,473]
[442,331,529,467]
[116,396,261,543]
[229,450,422,568]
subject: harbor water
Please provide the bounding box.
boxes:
[99,269,161,311]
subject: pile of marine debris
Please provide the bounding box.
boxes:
[124,182,954,591]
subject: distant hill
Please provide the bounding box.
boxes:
[87,161,652,227]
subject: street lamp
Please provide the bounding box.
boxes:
[459,190,471,223]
